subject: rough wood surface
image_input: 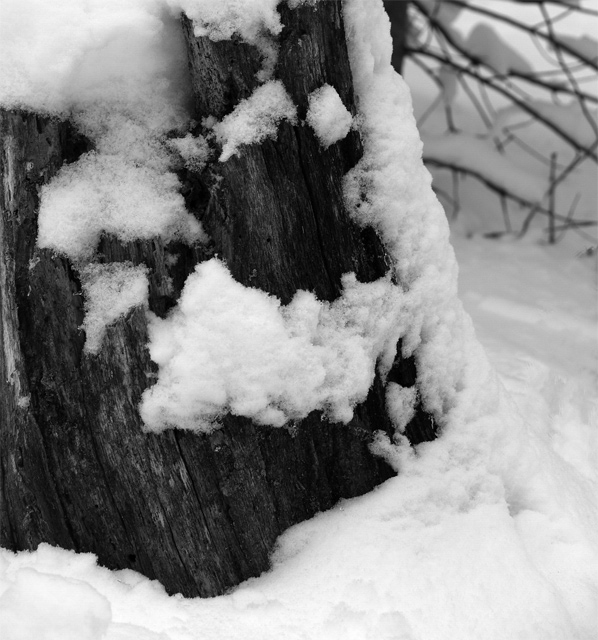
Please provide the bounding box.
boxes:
[1,1,434,598]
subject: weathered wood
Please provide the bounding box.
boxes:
[1,2,433,598]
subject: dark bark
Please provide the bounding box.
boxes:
[384,0,410,73]
[1,1,433,598]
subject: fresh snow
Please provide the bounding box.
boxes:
[305,84,353,148]
[167,133,212,171]
[80,263,149,354]
[140,259,402,431]
[213,80,297,161]
[37,150,203,260]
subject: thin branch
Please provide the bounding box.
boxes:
[407,47,598,162]
[440,0,598,69]
[423,156,575,224]
[540,3,598,139]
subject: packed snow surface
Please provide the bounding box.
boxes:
[305,84,353,148]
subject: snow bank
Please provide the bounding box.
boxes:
[213,80,297,161]
[141,259,402,431]
[80,263,149,354]
[305,84,353,148]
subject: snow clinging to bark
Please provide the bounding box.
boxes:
[305,84,353,148]
[213,81,297,161]
[140,259,403,431]
[80,263,149,354]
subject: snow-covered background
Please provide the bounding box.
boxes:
[0,0,596,638]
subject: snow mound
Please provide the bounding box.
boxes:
[305,84,353,148]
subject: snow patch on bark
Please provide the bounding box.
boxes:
[80,262,149,354]
[305,84,353,148]
[140,259,404,432]
[213,81,297,161]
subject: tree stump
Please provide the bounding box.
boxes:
[0,2,433,597]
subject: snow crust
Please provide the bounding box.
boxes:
[305,84,353,148]
[141,259,402,431]
[213,80,297,161]
[80,263,149,354]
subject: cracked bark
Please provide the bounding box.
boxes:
[0,1,434,598]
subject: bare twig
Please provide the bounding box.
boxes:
[438,0,598,69]
[406,47,598,162]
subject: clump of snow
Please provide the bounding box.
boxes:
[213,81,297,161]
[38,150,203,261]
[385,382,417,434]
[168,0,282,80]
[168,0,282,43]
[167,133,212,171]
[466,23,533,75]
[80,263,149,354]
[140,259,403,432]
[305,84,353,148]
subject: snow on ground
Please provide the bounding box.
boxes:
[1,225,595,640]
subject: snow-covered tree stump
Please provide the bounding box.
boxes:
[0,2,434,598]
